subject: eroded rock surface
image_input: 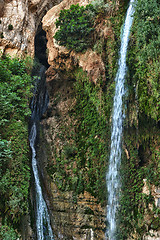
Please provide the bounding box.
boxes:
[42,0,106,84]
[37,70,106,239]
[0,0,61,56]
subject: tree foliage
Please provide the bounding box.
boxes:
[127,0,160,121]
[118,0,160,237]
[45,68,115,205]
[134,0,160,60]
[54,4,96,52]
[0,55,33,237]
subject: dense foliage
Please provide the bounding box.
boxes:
[46,68,115,204]
[46,0,125,211]
[128,0,160,121]
[119,123,160,239]
[54,4,96,52]
[118,0,160,238]
[0,55,33,239]
[36,1,160,238]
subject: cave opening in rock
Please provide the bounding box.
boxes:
[34,24,49,68]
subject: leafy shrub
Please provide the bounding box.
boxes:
[0,225,19,240]
[0,55,33,233]
[119,1,160,237]
[134,0,160,60]
[54,4,96,52]
[127,0,160,121]
[91,0,110,14]
[93,38,104,55]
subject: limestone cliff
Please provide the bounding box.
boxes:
[42,0,107,84]
[0,0,61,57]
[40,0,160,239]
[36,1,116,239]
[37,70,107,239]
[0,0,160,239]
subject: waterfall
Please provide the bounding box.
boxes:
[29,66,54,240]
[106,1,135,239]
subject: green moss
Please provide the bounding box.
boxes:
[118,115,160,238]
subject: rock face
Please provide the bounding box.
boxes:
[143,231,160,240]
[0,0,107,239]
[0,0,61,56]
[37,70,106,239]
[1,0,159,239]
[38,2,112,238]
[50,187,105,240]
[42,0,106,84]
[0,0,106,83]
[143,179,160,208]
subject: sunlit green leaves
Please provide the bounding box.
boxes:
[54,4,96,52]
[0,55,33,233]
[0,224,20,240]
[134,0,160,60]
[127,0,160,121]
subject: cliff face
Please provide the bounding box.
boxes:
[0,0,61,57]
[42,0,107,84]
[40,0,160,239]
[37,1,114,239]
[0,0,160,239]
[37,70,107,239]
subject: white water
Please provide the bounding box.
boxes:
[29,66,54,240]
[30,123,54,240]
[106,1,135,239]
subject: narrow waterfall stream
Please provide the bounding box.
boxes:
[29,66,54,240]
[106,1,135,239]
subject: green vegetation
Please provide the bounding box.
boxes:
[0,225,20,240]
[127,0,160,121]
[54,4,96,52]
[0,32,4,38]
[8,24,13,30]
[0,55,33,239]
[118,0,160,238]
[53,1,121,53]
[48,0,126,206]
[46,68,115,205]
[119,122,160,239]
[39,0,160,238]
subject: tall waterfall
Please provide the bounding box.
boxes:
[29,66,54,240]
[106,1,135,239]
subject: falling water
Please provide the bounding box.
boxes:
[29,66,54,240]
[106,1,135,239]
